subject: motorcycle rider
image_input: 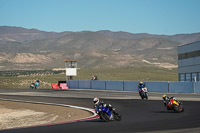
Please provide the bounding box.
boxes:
[162,94,169,107]
[162,94,181,107]
[35,79,40,85]
[93,97,117,114]
[34,79,40,89]
[138,81,146,96]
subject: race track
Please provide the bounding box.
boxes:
[0,89,200,133]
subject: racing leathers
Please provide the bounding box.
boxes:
[138,82,146,97]
[163,96,181,108]
[94,101,117,115]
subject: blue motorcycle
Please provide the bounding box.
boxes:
[96,104,121,122]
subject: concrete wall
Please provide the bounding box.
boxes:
[106,81,124,91]
[66,80,200,93]
[145,81,169,92]
[78,80,91,89]
[169,82,193,93]
[91,80,106,90]
[124,81,139,91]
[194,82,200,93]
[67,80,79,89]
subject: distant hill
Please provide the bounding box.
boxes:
[0,26,71,43]
[0,26,200,70]
[97,30,200,44]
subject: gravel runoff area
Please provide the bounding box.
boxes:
[0,100,92,130]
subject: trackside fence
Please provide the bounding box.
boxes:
[66,80,200,93]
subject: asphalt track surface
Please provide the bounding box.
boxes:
[0,89,200,133]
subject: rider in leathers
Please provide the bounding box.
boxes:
[162,95,181,109]
[138,81,146,97]
[93,97,117,115]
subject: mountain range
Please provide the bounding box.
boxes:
[0,26,200,70]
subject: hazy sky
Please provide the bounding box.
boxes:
[0,0,200,35]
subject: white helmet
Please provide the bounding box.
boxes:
[93,97,99,105]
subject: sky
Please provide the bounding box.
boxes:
[0,0,200,35]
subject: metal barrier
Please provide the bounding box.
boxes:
[66,80,200,93]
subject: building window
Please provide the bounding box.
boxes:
[179,74,185,81]
[178,50,200,60]
[186,73,191,82]
[192,73,197,82]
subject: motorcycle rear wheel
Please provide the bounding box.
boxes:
[181,107,184,112]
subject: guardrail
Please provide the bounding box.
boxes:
[66,80,200,93]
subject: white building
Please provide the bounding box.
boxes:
[178,41,200,81]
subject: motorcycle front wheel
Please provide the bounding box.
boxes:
[140,92,144,100]
[145,92,148,100]
[114,113,121,121]
[173,104,181,113]
[99,111,110,122]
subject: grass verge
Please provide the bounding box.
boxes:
[0,67,178,89]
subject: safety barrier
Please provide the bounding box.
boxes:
[66,80,200,93]
[169,82,193,93]
[145,81,169,92]
[194,82,200,93]
[106,81,124,91]
[123,81,139,91]
[91,80,106,90]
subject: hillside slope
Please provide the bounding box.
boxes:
[0,26,200,70]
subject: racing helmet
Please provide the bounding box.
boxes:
[162,94,167,100]
[140,81,143,84]
[93,97,99,105]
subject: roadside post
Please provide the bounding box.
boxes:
[193,76,196,93]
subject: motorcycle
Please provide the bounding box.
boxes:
[30,81,40,89]
[166,98,184,113]
[96,104,121,122]
[139,87,148,100]
[30,83,35,89]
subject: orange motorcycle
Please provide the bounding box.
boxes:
[166,98,184,113]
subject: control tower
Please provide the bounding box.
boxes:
[65,60,77,80]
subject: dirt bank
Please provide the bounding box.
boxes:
[0,100,92,130]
